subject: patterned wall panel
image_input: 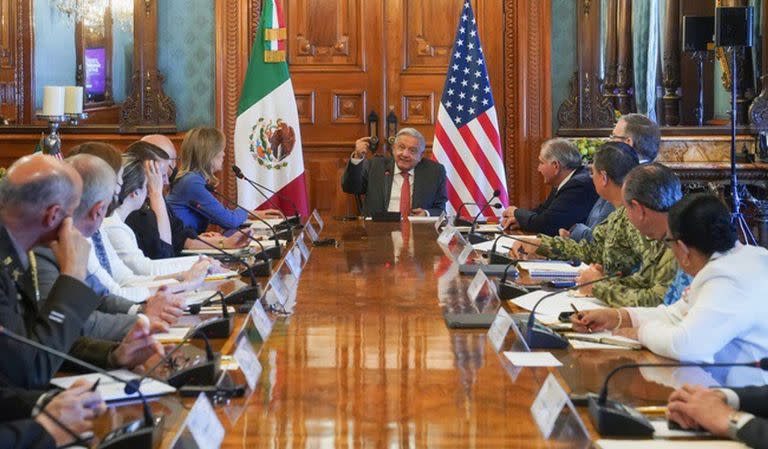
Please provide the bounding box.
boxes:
[157,0,215,130]
[404,0,466,73]
[286,0,362,70]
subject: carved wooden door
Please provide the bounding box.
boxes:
[0,0,17,123]
[281,0,503,216]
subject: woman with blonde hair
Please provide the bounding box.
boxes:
[167,127,279,233]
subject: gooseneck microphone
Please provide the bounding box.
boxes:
[189,200,280,260]
[469,189,501,235]
[589,358,768,437]
[182,228,267,283]
[204,184,291,243]
[232,165,301,226]
[523,271,623,349]
[0,326,160,449]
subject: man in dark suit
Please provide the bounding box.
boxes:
[342,128,448,217]
[667,383,768,448]
[0,154,163,389]
[501,138,598,236]
[0,381,106,449]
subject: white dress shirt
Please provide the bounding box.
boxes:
[88,222,154,302]
[556,168,576,192]
[350,157,417,214]
[102,214,198,277]
[627,243,768,371]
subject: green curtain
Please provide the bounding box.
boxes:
[632,0,660,121]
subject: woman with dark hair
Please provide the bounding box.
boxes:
[572,193,768,365]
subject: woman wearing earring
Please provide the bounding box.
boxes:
[166,127,281,234]
[570,194,768,366]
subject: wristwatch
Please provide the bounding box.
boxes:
[727,410,753,439]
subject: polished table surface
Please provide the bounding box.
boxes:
[94,218,761,448]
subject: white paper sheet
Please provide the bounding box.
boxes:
[124,278,179,289]
[406,216,440,223]
[472,239,514,253]
[511,290,604,317]
[569,339,630,350]
[50,369,176,402]
[518,261,589,275]
[504,352,562,367]
[596,439,748,449]
[153,327,190,343]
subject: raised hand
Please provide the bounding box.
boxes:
[352,137,371,159]
[109,315,164,370]
[49,217,90,281]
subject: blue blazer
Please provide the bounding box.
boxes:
[166,172,248,234]
[514,165,598,236]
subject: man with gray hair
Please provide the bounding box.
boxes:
[610,113,661,162]
[34,154,184,341]
[0,154,164,389]
[342,128,447,217]
[501,138,598,236]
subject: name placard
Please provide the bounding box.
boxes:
[530,374,570,439]
[467,270,489,302]
[296,235,311,262]
[265,276,288,306]
[437,226,457,246]
[186,393,225,449]
[487,307,513,352]
[234,334,263,390]
[311,209,324,231]
[305,222,319,243]
[249,300,273,341]
[285,247,302,278]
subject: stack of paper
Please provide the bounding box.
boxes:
[596,440,748,449]
[51,369,176,402]
[518,261,588,278]
[563,331,642,350]
[124,278,179,289]
[204,270,240,282]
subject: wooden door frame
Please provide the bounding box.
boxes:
[215,0,552,207]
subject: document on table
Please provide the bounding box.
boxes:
[182,290,215,307]
[563,331,642,350]
[153,327,190,344]
[504,352,562,367]
[51,369,176,402]
[124,278,179,289]
[569,340,633,350]
[246,218,286,228]
[511,290,604,317]
[249,239,287,249]
[596,440,748,449]
[406,216,441,223]
[517,261,589,277]
[472,239,514,253]
[204,270,240,282]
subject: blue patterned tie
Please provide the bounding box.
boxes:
[91,231,112,276]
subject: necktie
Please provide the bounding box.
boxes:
[92,230,112,276]
[399,172,411,217]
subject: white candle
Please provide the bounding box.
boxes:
[64,86,84,115]
[42,86,65,116]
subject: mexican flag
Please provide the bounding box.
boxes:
[234,0,309,216]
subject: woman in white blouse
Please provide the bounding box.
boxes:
[96,150,212,301]
[571,194,768,366]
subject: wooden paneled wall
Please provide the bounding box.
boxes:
[1,1,552,216]
[216,0,552,215]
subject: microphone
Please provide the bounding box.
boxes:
[454,202,479,226]
[522,271,624,349]
[204,184,292,243]
[189,199,280,260]
[182,228,270,281]
[125,324,219,393]
[589,358,768,437]
[232,165,301,227]
[0,326,161,449]
[468,189,501,237]
[184,291,233,339]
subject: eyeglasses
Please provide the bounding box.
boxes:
[662,237,678,247]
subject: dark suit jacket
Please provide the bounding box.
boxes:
[341,157,448,217]
[0,222,114,389]
[34,247,136,341]
[0,386,55,449]
[125,200,188,259]
[733,386,768,448]
[514,165,598,236]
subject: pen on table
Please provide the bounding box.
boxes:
[570,303,592,333]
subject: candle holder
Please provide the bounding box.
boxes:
[65,112,89,126]
[35,112,88,157]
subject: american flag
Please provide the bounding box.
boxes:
[432,1,508,220]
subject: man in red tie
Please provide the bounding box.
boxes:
[341,128,448,218]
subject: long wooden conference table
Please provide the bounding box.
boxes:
[88,217,757,448]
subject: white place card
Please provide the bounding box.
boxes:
[437,225,457,246]
[296,234,311,262]
[457,244,474,264]
[504,352,562,367]
[234,335,263,390]
[266,275,288,306]
[186,393,225,449]
[530,374,569,439]
[285,247,302,278]
[467,270,489,302]
[305,222,319,242]
[311,209,324,231]
[249,300,273,341]
[487,307,514,352]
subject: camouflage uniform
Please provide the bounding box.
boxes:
[537,206,677,307]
